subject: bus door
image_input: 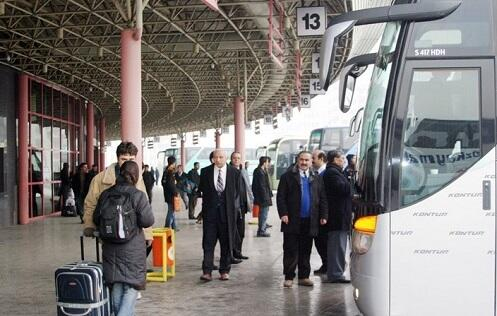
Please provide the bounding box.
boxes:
[389,59,495,315]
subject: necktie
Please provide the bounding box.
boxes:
[216,169,223,194]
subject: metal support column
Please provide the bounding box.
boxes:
[215,130,221,149]
[18,74,29,225]
[180,136,186,168]
[99,117,106,171]
[86,102,94,167]
[120,28,142,168]
[233,96,245,162]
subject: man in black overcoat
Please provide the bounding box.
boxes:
[198,149,240,281]
[322,149,352,283]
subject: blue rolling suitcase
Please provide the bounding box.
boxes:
[55,236,112,316]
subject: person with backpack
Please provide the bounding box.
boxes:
[93,160,155,315]
[83,141,153,241]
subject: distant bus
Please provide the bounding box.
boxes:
[266,137,307,190]
[307,127,357,153]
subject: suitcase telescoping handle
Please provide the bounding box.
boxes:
[80,232,101,262]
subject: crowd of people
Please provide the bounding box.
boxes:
[74,140,358,314]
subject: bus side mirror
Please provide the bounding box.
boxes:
[339,53,376,113]
[340,71,357,113]
[339,62,369,113]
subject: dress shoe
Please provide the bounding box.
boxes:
[298,278,314,287]
[219,273,229,281]
[313,267,327,274]
[323,278,351,284]
[200,273,212,282]
[256,232,271,237]
[266,224,272,228]
[233,253,249,260]
[231,258,242,264]
[283,280,293,288]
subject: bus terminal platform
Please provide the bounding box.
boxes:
[0,186,360,316]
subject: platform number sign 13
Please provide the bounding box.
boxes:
[309,79,325,95]
[296,7,326,37]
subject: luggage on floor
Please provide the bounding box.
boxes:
[61,205,77,217]
[61,189,77,217]
[55,236,112,316]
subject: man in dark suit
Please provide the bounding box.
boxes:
[322,150,352,283]
[187,162,201,219]
[277,151,328,288]
[198,149,240,281]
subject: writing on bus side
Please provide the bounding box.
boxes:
[403,150,480,166]
[414,48,446,56]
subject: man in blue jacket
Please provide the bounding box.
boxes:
[277,151,328,288]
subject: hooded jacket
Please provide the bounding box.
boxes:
[83,163,153,240]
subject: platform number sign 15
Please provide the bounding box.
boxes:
[296,7,326,37]
[309,79,325,95]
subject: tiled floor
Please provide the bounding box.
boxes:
[0,186,361,316]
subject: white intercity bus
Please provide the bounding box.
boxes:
[320,0,496,315]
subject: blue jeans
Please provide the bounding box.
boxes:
[111,282,138,316]
[165,202,176,229]
[258,206,269,234]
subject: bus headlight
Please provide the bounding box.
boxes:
[352,215,377,254]
[352,231,374,254]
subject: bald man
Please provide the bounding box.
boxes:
[198,149,241,281]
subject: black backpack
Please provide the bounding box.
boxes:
[95,187,137,243]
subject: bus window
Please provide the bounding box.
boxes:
[358,22,401,203]
[308,130,322,151]
[408,0,493,57]
[266,144,277,177]
[185,148,200,163]
[322,128,343,151]
[400,68,480,206]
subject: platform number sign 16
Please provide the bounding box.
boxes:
[296,7,326,37]
[300,95,311,108]
[309,79,325,95]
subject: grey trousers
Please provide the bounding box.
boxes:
[327,230,348,281]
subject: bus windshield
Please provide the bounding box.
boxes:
[358,22,401,202]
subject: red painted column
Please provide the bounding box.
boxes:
[18,75,29,225]
[86,102,94,167]
[233,96,245,162]
[99,117,105,171]
[215,130,221,149]
[180,137,186,167]
[120,29,142,168]
[79,100,84,164]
